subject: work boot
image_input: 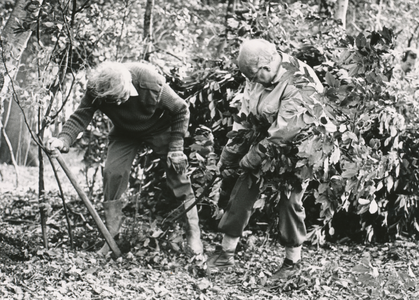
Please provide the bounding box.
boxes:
[270,258,301,280]
[97,199,125,256]
[206,245,235,268]
[184,197,203,255]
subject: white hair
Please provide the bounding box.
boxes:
[87,61,132,103]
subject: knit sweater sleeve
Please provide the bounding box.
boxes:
[58,92,97,148]
[159,84,190,151]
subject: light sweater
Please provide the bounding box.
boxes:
[232,53,328,145]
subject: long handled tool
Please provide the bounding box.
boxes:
[162,174,221,226]
[55,152,122,258]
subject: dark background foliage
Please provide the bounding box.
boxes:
[2,0,419,249]
[2,1,419,299]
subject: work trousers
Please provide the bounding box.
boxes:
[102,130,194,203]
[218,173,307,247]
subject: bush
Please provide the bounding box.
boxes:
[71,1,419,246]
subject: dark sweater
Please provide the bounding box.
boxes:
[58,62,189,151]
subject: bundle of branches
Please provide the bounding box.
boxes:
[224,94,339,240]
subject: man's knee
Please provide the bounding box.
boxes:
[103,167,129,183]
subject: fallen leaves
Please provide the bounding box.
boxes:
[1,223,419,299]
[1,163,419,299]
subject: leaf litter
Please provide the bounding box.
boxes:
[1,163,419,299]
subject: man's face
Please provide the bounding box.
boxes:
[244,56,279,86]
[401,56,416,74]
[246,65,276,86]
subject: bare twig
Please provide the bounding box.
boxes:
[0,41,44,150]
[134,169,144,224]
[47,154,74,249]
[0,40,20,185]
[115,0,131,61]
[0,121,19,187]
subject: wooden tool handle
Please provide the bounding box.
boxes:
[55,152,121,257]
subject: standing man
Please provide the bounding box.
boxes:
[207,39,332,280]
[46,61,203,256]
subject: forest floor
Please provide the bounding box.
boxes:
[0,150,419,300]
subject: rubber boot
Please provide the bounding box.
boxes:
[97,200,125,256]
[184,197,203,255]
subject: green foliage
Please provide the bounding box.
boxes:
[6,0,419,246]
[184,1,419,245]
[315,27,419,244]
[346,0,419,49]
[62,1,419,246]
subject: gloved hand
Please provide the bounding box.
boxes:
[217,146,243,178]
[239,152,262,170]
[167,151,188,174]
[239,143,266,171]
[217,160,237,179]
[219,146,241,167]
[45,137,69,158]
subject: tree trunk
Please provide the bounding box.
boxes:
[0,0,43,166]
[214,0,236,58]
[335,0,348,29]
[143,0,154,61]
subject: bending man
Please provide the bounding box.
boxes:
[47,61,203,256]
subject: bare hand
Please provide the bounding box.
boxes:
[46,138,65,158]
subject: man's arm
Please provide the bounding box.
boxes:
[159,84,189,152]
[57,93,97,149]
[218,81,254,171]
